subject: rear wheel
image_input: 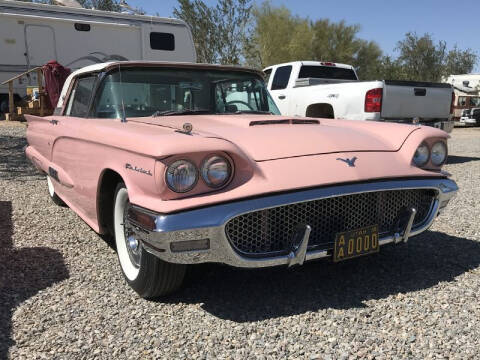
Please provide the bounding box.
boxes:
[113,183,186,298]
[47,176,66,206]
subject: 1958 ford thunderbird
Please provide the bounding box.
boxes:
[25,61,458,298]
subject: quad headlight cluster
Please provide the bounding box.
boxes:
[166,155,232,193]
[413,141,447,167]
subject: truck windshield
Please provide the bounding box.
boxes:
[298,65,357,80]
[93,67,280,118]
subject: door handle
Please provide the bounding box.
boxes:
[49,119,59,125]
[278,95,286,100]
[414,88,426,96]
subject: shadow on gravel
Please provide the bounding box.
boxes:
[0,201,69,359]
[164,231,480,322]
[447,155,480,165]
[0,135,43,180]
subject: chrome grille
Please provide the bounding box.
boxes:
[225,189,435,257]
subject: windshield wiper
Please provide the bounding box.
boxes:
[152,109,211,117]
[233,110,274,115]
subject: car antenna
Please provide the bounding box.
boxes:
[118,63,127,123]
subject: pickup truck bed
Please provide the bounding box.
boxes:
[264,61,454,132]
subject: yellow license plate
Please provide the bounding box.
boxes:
[333,225,379,262]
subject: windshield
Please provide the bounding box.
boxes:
[93,67,280,118]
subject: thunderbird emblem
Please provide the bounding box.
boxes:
[336,156,357,167]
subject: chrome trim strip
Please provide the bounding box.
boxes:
[129,178,458,268]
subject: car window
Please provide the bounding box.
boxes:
[65,76,96,117]
[214,78,279,114]
[299,65,357,80]
[271,66,292,90]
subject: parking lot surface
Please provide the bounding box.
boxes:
[1,123,479,359]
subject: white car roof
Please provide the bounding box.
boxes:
[263,61,354,72]
[57,62,115,109]
[57,61,263,109]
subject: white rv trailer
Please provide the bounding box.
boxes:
[444,74,480,93]
[0,0,196,114]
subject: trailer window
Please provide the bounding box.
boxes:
[470,97,480,107]
[74,23,91,32]
[150,32,175,51]
[457,96,467,107]
[65,76,96,117]
[271,66,292,90]
[299,65,357,80]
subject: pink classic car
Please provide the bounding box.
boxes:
[25,61,458,298]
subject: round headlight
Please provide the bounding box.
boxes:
[201,155,231,188]
[413,143,430,167]
[431,141,447,166]
[166,160,198,193]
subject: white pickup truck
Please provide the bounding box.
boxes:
[264,61,455,132]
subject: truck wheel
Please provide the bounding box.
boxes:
[113,183,186,298]
[47,176,66,206]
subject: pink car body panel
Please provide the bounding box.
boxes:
[25,110,449,235]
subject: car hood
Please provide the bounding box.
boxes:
[129,115,417,161]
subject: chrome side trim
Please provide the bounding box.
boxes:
[130,178,458,268]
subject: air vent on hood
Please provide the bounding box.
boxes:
[249,119,320,126]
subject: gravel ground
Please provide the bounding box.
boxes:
[1,122,480,359]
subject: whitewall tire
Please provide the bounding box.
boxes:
[113,183,186,298]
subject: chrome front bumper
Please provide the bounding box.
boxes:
[127,178,458,268]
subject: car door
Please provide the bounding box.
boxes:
[49,75,97,193]
[268,65,292,115]
[26,114,60,164]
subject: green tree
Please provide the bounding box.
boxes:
[445,45,477,75]
[377,56,408,80]
[311,19,360,64]
[174,0,252,64]
[354,40,383,80]
[19,0,121,11]
[311,19,383,80]
[393,32,477,81]
[395,32,447,81]
[244,2,312,68]
[215,0,252,64]
[174,0,217,63]
[77,0,120,11]
[246,1,383,78]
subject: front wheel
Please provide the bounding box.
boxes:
[113,183,186,298]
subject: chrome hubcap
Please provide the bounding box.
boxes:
[127,235,139,251]
[123,204,141,268]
